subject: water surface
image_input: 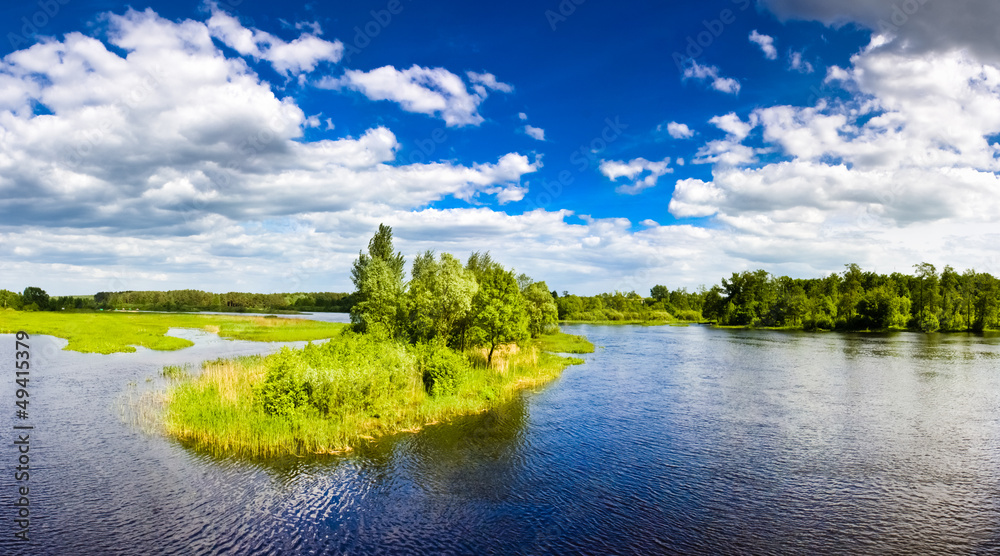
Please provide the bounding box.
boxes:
[1,323,999,554]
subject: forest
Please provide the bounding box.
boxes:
[0,287,353,313]
[4,253,1000,333]
[557,263,1000,332]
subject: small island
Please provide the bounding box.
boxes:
[161,225,593,456]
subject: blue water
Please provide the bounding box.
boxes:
[2,323,999,554]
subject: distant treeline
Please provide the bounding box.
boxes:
[0,287,353,313]
[5,262,999,332]
[558,263,1000,332]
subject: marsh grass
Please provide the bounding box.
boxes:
[0,309,345,353]
[159,331,592,457]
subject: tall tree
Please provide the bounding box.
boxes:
[350,224,406,336]
[470,266,528,367]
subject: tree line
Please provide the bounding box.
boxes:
[349,224,558,365]
[0,287,353,313]
[557,263,1000,332]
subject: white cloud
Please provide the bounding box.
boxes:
[682,60,740,94]
[206,7,342,74]
[668,34,1000,279]
[326,65,505,127]
[709,112,754,140]
[600,157,673,195]
[788,50,814,73]
[665,121,694,139]
[467,71,514,94]
[749,30,778,60]
[518,112,528,121]
[524,125,545,141]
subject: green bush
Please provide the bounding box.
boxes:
[255,348,309,417]
[416,342,471,396]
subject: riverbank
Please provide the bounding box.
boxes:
[161,331,593,457]
[0,310,346,353]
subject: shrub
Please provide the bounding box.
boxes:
[416,342,471,396]
[254,348,309,417]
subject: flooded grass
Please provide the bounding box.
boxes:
[0,309,345,353]
[158,332,592,457]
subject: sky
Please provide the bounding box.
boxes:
[1,0,1000,296]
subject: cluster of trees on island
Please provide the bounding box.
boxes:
[163,226,579,455]
[348,225,559,365]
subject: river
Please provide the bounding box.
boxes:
[1,321,999,554]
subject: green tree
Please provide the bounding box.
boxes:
[350,224,406,336]
[470,266,528,367]
[650,285,669,302]
[0,289,23,310]
[406,251,479,345]
[912,262,940,331]
[523,281,559,337]
[22,287,49,311]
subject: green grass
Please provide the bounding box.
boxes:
[0,309,345,353]
[535,330,596,353]
[160,331,593,457]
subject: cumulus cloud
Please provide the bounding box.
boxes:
[682,60,740,94]
[0,8,539,235]
[749,30,778,60]
[206,6,342,74]
[664,121,694,139]
[325,65,508,127]
[600,157,673,195]
[669,33,1000,278]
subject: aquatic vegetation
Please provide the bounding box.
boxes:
[0,310,346,353]
[162,331,592,457]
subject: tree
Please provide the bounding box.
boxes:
[650,285,669,302]
[523,281,559,337]
[0,289,23,310]
[350,225,406,337]
[406,251,479,345]
[22,287,49,311]
[470,266,528,367]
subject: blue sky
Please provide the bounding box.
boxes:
[2,0,1000,295]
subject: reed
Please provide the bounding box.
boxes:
[159,331,593,457]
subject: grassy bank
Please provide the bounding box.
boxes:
[161,331,593,457]
[0,310,345,353]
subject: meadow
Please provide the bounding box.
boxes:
[0,310,346,353]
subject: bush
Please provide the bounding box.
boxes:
[416,342,471,396]
[255,348,309,417]
[918,312,940,333]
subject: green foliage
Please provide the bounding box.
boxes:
[350,224,406,336]
[470,266,529,366]
[0,289,23,310]
[523,281,559,337]
[161,364,191,380]
[406,251,479,345]
[255,348,310,417]
[22,287,49,311]
[415,342,472,396]
[163,330,594,456]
